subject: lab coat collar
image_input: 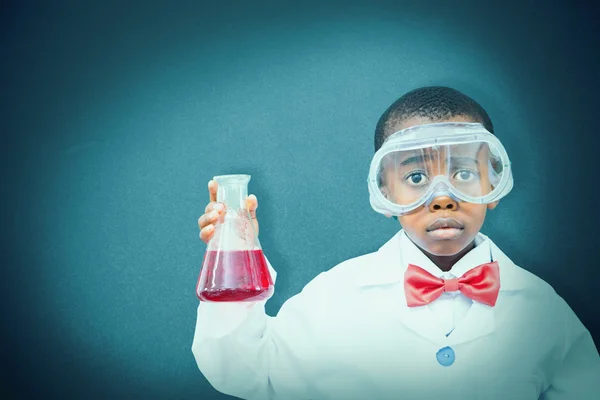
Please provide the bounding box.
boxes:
[355,230,526,346]
[357,230,526,292]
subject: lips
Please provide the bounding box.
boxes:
[426,218,465,240]
[426,218,464,232]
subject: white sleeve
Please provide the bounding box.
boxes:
[191,257,331,400]
[541,297,600,399]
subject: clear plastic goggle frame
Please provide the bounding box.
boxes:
[368,122,513,216]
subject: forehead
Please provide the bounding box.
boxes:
[387,115,479,135]
[383,150,485,172]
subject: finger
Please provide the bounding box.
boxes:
[199,224,215,243]
[198,209,221,230]
[245,194,258,218]
[204,201,225,215]
[208,180,218,203]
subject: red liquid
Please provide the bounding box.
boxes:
[196,249,274,302]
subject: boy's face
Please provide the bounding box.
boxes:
[388,115,498,257]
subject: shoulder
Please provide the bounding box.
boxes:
[301,251,378,293]
[503,262,570,319]
[490,237,582,326]
[274,252,378,323]
[506,261,556,295]
[488,236,558,298]
[505,262,592,356]
[291,243,388,306]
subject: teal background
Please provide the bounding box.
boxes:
[2,0,599,398]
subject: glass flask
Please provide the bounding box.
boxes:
[196,174,274,302]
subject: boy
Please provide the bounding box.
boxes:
[192,87,600,400]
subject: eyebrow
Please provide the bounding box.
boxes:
[399,154,479,166]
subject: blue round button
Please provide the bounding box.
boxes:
[436,346,455,366]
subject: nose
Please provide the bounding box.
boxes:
[428,195,458,212]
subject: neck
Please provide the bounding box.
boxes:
[422,240,476,272]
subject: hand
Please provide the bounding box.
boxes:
[197,179,259,244]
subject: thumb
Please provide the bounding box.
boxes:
[246,194,258,218]
[246,194,259,236]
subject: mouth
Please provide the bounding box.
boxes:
[426,218,464,240]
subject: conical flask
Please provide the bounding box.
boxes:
[196,174,274,302]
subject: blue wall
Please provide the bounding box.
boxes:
[2,0,599,398]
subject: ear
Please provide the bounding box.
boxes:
[487,200,499,210]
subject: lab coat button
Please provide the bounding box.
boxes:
[436,346,455,366]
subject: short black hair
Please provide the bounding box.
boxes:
[374,86,494,152]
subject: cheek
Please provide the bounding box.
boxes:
[462,204,488,229]
[398,211,426,231]
[476,155,497,192]
[385,175,422,204]
[382,178,403,203]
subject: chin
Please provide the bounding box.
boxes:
[424,244,465,257]
[419,237,472,257]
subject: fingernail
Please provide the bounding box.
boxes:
[213,203,223,211]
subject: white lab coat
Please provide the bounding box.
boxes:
[192,230,600,400]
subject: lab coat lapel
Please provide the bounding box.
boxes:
[395,288,449,346]
[445,302,495,346]
[370,230,497,346]
[369,232,448,346]
[394,273,496,347]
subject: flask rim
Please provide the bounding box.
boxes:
[213,174,251,184]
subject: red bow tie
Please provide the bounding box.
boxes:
[404,262,501,307]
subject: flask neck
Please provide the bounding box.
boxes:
[217,184,248,210]
[214,174,251,210]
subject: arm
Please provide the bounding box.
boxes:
[192,299,273,399]
[541,297,600,399]
[192,258,330,400]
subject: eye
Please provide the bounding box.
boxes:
[405,172,429,187]
[453,169,478,182]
